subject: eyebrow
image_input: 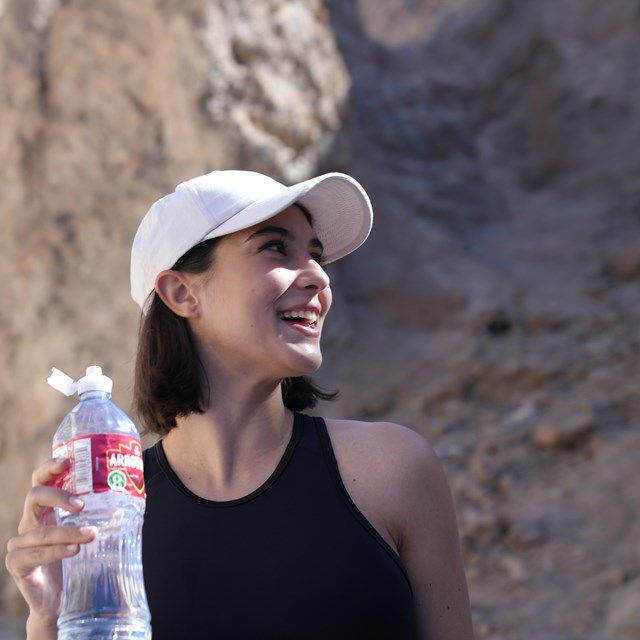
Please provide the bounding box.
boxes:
[245,226,324,253]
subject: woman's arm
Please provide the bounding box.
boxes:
[394,433,474,639]
[328,419,473,639]
[5,457,96,640]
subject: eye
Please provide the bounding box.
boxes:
[312,252,326,265]
[261,240,287,255]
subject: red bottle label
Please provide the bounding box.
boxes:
[54,434,146,499]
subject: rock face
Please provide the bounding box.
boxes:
[319,1,640,638]
[2,0,640,638]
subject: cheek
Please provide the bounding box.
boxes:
[250,275,284,324]
[264,270,292,299]
[321,287,333,318]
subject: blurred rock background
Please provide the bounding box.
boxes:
[1,0,640,638]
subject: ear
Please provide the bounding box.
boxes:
[154,270,201,318]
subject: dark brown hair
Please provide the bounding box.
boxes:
[133,229,337,436]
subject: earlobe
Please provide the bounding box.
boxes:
[155,270,200,318]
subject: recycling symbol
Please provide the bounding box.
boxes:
[108,470,128,491]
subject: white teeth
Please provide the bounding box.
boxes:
[279,309,319,323]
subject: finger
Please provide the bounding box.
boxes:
[31,457,70,488]
[8,525,96,553]
[20,487,85,533]
[6,527,96,579]
[25,485,84,513]
[6,542,79,579]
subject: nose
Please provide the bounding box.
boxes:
[297,257,331,292]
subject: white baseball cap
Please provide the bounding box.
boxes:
[130,170,373,311]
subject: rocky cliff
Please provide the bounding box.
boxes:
[2,1,640,638]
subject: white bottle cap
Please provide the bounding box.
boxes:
[47,365,113,397]
[47,368,77,396]
[77,366,113,395]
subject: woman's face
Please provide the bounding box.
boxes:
[188,205,333,382]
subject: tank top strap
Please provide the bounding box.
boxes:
[297,413,412,587]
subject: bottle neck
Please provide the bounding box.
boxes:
[78,390,112,402]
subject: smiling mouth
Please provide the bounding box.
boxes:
[278,309,319,327]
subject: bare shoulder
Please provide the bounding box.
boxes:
[325,417,430,449]
[324,418,448,549]
[324,418,443,487]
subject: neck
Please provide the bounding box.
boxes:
[161,380,294,501]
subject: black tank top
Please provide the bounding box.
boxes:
[142,413,415,639]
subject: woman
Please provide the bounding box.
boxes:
[6,170,473,639]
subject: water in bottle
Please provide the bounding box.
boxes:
[48,365,152,640]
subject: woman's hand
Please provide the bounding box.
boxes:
[5,457,96,639]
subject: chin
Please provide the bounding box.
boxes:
[287,350,323,377]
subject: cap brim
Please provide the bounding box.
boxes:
[203,173,372,263]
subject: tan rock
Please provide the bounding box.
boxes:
[532,403,597,451]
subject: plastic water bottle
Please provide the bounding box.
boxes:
[48,365,152,640]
